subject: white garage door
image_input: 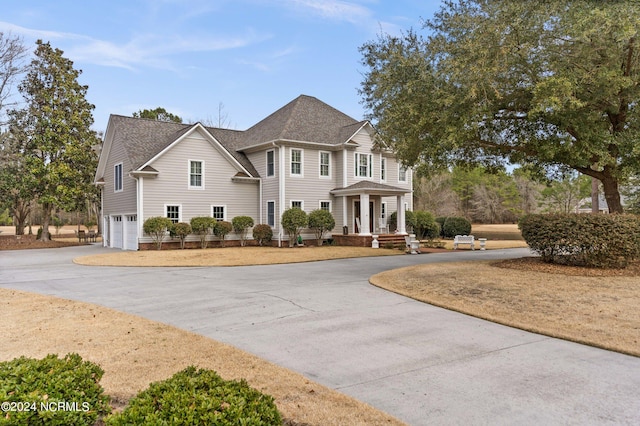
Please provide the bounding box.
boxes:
[112,215,123,249]
[125,215,138,250]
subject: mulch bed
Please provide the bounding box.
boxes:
[0,235,85,250]
[494,257,640,277]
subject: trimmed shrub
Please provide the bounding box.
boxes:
[442,216,472,238]
[213,221,233,247]
[519,213,640,268]
[232,216,254,247]
[413,211,440,240]
[143,216,173,250]
[281,207,308,247]
[308,209,336,246]
[170,222,192,249]
[106,366,281,425]
[389,210,415,232]
[0,353,111,425]
[253,224,273,246]
[190,216,216,249]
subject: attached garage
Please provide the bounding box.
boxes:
[124,214,138,250]
[111,215,123,249]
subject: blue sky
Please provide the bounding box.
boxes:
[2,0,443,132]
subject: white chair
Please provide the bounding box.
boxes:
[378,217,389,234]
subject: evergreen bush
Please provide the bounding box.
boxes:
[106,366,281,425]
[170,222,192,249]
[252,224,273,246]
[412,211,440,240]
[213,221,233,247]
[308,209,336,245]
[442,216,472,238]
[519,213,640,268]
[0,353,111,425]
[232,216,254,247]
[281,207,307,247]
[190,216,216,249]
[143,216,173,250]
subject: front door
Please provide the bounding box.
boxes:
[354,201,374,233]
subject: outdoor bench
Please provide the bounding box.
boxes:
[453,235,475,250]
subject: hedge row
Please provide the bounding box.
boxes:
[0,354,281,425]
[518,213,640,268]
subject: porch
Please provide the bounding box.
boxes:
[330,181,411,237]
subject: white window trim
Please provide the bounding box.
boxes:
[266,149,275,178]
[165,204,182,223]
[290,148,304,177]
[319,200,331,211]
[211,205,227,221]
[354,152,373,179]
[188,159,205,190]
[267,200,276,227]
[290,200,304,210]
[380,156,386,182]
[319,151,331,179]
[398,164,407,183]
[114,162,123,193]
[381,201,387,219]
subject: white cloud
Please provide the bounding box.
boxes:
[0,21,269,72]
[285,0,373,25]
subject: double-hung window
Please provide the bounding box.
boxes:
[319,151,330,178]
[291,200,303,209]
[290,148,303,176]
[399,165,408,183]
[355,153,372,178]
[267,201,275,227]
[380,157,386,182]
[114,163,123,192]
[266,150,274,177]
[189,160,203,189]
[320,201,331,211]
[211,205,225,221]
[166,205,180,223]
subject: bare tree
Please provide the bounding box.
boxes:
[0,32,28,124]
[413,174,460,217]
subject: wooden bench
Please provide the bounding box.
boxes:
[77,230,87,242]
[453,235,475,250]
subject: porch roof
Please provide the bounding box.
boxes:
[330,181,410,196]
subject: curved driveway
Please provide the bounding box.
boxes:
[1,245,639,425]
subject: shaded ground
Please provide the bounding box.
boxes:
[370,258,640,357]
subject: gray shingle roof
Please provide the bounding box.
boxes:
[240,95,367,148]
[107,95,367,178]
[108,115,258,177]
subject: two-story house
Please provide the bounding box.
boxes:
[95,95,412,249]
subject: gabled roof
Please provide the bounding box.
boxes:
[96,95,372,182]
[100,115,258,177]
[330,181,410,196]
[239,95,368,148]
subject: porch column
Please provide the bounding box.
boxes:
[359,193,371,235]
[396,195,407,235]
[342,195,348,233]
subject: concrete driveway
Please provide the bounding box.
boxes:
[1,245,639,425]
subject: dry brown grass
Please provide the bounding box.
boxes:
[0,288,403,425]
[74,246,403,267]
[370,259,640,357]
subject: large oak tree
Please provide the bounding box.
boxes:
[9,40,100,241]
[359,0,640,213]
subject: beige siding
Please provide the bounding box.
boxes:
[102,134,137,216]
[143,131,259,226]
[247,149,279,228]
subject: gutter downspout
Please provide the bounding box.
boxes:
[278,142,285,247]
